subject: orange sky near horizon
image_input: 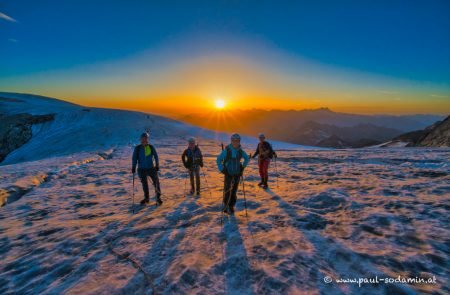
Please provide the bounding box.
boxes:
[2,43,449,116]
[44,85,450,117]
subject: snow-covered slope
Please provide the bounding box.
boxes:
[0,92,201,164]
[0,144,448,294]
[0,92,80,115]
[1,92,448,294]
[368,140,410,148]
[0,92,315,165]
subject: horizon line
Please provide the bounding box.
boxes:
[0,90,448,117]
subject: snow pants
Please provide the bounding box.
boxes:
[258,158,271,184]
[223,174,240,209]
[189,166,201,193]
[138,168,161,200]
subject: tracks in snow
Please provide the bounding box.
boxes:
[0,149,117,207]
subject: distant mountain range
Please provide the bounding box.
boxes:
[1,92,446,155]
[180,108,445,148]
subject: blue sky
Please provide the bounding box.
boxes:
[0,0,449,114]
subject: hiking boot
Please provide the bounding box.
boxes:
[140,199,149,205]
[229,207,235,214]
[156,196,163,205]
[189,189,195,195]
[196,191,200,196]
[257,182,264,187]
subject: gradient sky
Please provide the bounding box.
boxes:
[1,0,449,115]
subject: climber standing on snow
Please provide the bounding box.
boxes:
[132,132,163,205]
[217,133,249,214]
[252,133,277,189]
[182,137,204,196]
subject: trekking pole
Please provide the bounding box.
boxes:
[220,143,226,225]
[200,168,213,199]
[183,171,188,197]
[132,173,135,214]
[241,174,248,218]
[220,183,227,225]
[274,157,279,188]
[220,194,225,225]
[220,177,230,225]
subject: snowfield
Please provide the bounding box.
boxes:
[0,92,312,165]
[0,141,448,294]
[0,93,449,294]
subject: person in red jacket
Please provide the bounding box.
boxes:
[252,133,277,189]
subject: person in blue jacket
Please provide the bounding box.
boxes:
[132,132,162,205]
[216,133,249,214]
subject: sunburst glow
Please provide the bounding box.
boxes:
[215,99,226,109]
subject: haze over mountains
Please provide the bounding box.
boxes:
[0,92,306,165]
[0,92,446,164]
[180,109,444,148]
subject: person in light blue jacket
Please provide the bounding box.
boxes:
[132,132,162,205]
[216,133,249,214]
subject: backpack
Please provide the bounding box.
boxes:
[223,145,243,175]
[267,142,275,159]
[258,142,275,159]
[185,146,202,167]
[224,145,242,164]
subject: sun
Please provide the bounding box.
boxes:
[214,99,226,109]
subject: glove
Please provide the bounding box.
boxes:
[200,162,204,168]
[155,165,160,172]
[221,167,228,175]
[239,165,244,176]
[132,168,136,174]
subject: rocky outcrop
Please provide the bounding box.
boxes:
[394,129,429,146]
[0,113,55,163]
[416,116,449,147]
[388,116,449,147]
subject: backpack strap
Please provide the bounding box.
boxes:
[224,145,242,164]
[186,147,196,158]
[224,146,231,164]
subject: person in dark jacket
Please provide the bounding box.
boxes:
[252,133,276,189]
[182,137,203,196]
[132,132,162,205]
[216,133,249,214]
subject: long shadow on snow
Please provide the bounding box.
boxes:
[38,204,160,294]
[2,221,119,294]
[265,189,417,295]
[119,196,202,294]
[220,214,254,295]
